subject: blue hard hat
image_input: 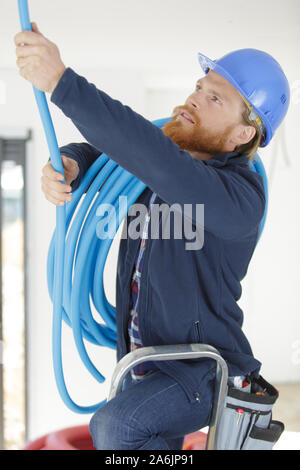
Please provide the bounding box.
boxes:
[197,48,290,147]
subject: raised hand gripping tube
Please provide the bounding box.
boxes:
[17,0,268,414]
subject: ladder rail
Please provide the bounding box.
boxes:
[107,344,228,450]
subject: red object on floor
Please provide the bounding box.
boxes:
[23,425,96,450]
[23,425,207,450]
[182,430,207,450]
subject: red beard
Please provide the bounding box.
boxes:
[161,105,235,157]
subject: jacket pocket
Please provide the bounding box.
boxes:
[193,320,202,343]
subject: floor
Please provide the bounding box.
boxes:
[272,382,300,432]
[264,382,300,450]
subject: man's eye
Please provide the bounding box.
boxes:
[196,86,221,104]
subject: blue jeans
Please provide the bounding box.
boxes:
[89,369,215,450]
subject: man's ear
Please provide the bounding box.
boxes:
[231,124,256,147]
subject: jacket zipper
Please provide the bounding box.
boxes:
[120,240,141,356]
[120,190,151,355]
[138,219,154,346]
[194,321,201,343]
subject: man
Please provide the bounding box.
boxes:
[15,23,290,450]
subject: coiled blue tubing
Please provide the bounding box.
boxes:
[18,0,268,413]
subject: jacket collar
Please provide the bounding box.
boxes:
[204,151,249,168]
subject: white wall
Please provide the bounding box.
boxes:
[0,0,299,442]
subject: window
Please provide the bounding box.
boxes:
[0,136,29,450]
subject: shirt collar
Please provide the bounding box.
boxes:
[204,151,249,168]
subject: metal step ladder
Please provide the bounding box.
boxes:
[107,343,228,450]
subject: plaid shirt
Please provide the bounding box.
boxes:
[128,191,159,381]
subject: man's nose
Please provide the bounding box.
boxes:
[186,93,201,110]
[185,98,200,118]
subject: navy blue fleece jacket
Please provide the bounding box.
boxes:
[50,67,266,403]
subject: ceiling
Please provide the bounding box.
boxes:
[1,0,299,79]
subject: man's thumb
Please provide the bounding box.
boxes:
[62,155,74,169]
[31,22,42,35]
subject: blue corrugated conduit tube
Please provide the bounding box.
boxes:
[18,0,268,414]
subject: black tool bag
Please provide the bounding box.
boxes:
[216,375,284,450]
